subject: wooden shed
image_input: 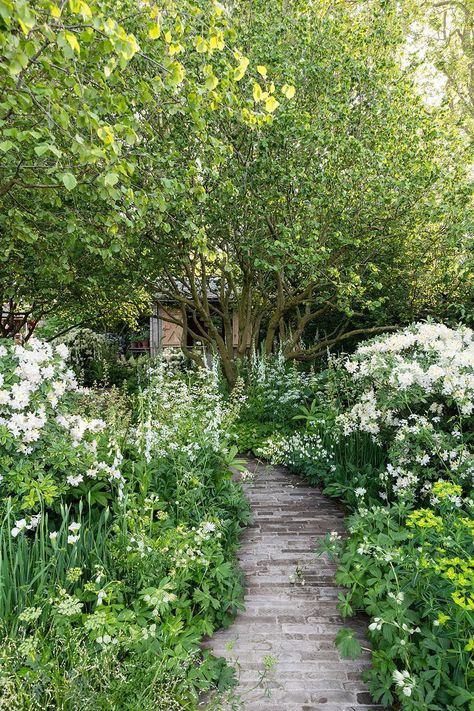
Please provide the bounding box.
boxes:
[149,289,243,358]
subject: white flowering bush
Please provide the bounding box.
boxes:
[0,343,248,709]
[136,361,231,464]
[335,323,474,505]
[0,339,124,515]
[242,351,312,424]
[265,324,474,709]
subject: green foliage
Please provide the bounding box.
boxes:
[256,324,474,708]
[334,628,362,660]
[149,0,472,366]
[0,0,279,334]
[231,419,289,455]
[0,340,249,708]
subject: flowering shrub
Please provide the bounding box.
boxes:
[0,341,248,709]
[0,339,123,515]
[240,351,312,425]
[264,324,474,709]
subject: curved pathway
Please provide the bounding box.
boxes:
[204,459,383,711]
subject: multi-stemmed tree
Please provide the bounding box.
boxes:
[140,0,472,384]
[0,0,282,337]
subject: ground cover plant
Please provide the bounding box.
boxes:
[255,323,474,710]
[0,338,249,709]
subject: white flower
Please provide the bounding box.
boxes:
[97,590,107,605]
[67,534,80,545]
[67,474,84,487]
[49,531,58,541]
[68,522,81,532]
[355,487,366,497]
[55,343,69,359]
[11,518,27,537]
[369,617,383,631]
[392,669,415,697]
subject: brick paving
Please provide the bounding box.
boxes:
[203,459,383,711]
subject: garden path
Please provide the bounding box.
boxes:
[203,459,382,711]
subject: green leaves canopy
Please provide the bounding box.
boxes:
[0,0,274,333]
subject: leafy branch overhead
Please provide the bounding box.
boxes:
[0,0,294,334]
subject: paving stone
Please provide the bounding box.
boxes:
[202,459,385,710]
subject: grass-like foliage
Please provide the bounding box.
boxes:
[0,339,249,709]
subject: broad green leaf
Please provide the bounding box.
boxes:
[0,0,13,21]
[62,173,77,191]
[17,3,35,34]
[104,172,119,187]
[334,629,362,660]
[0,140,14,152]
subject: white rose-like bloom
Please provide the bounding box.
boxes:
[55,343,69,359]
[68,521,81,532]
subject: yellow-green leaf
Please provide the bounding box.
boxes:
[149,24,160,40]
[104,60,115,78]
[195,35,208,53]
[62,172,77,191]
[205,74,219,91]
[50,4,61,19]
[265,95,279,113]
[97,125,114,145]
[209,33,224,51]
[253,82,262,102]
[104,172,119,187]
[234,56,249,82]
[282,84,296,99]
[65,31,80,54]
[168,61,185,85]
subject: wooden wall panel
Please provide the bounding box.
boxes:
[159,306,183,347]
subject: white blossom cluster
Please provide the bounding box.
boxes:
[256,431,335,471]
[339,323,474,436]
[246,350,312,419]
[0,338,125,525]
[136,362,233,464]
[335,323,474,504]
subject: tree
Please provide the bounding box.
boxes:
[404,0,474,133]
[138,0,472,384]
[0,0,278,337]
